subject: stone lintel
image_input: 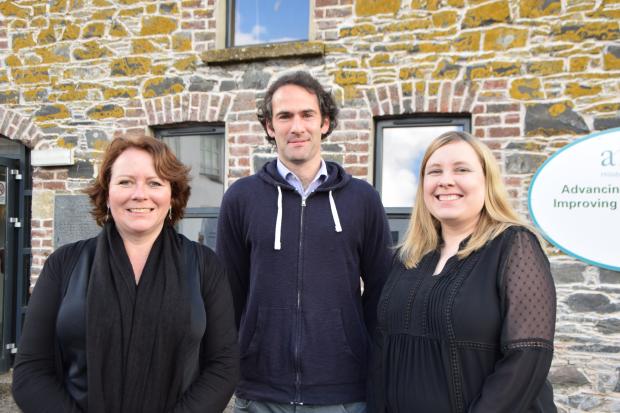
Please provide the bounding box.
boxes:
[201,41,325,65]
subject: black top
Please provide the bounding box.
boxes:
[368,226,557,413]
[13,230,239,413]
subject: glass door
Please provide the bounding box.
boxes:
[0,157,19,371]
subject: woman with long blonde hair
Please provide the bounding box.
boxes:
[369,131,556,412]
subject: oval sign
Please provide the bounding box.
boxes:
[528,127,620,271]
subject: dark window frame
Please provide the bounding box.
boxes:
[154,124,225,250]
[374,115,471,243]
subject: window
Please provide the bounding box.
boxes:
[374,116,471,243]
[155,125,225,250]
[227,0,310,47]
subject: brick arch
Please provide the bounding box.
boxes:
[362,80,481,117]
[0,107,42,148]
[142,92,234,126]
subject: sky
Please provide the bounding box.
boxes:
[235,0,309,46]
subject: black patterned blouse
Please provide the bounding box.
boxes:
[368,226,557,413]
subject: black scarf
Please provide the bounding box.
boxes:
[86,222,192,413]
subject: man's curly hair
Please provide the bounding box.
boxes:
[257,71,339,144]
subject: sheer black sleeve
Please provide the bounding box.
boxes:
[469,228,556,413]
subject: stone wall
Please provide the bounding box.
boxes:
[1,0,619,410]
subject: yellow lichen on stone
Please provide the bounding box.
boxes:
[12,33,35,51]
[10,19,27,29]
[584,102,620,113]
[111,57,152,76]
[570,56,590,72]
[526,60,564,75]
[549,102,568,117]
[91,8,115,20]
[119,7,143,16]
[385,43,413,51]
[103,87,139,99]
[463,0,510,28]
[92,0,112,6]
[13,66,50,84]
[356,0,400,16]
[385,19,430,33]
[402,82,413,95]
[369,54,391,67]
[87,103,124,119]
[140,16,177,35]
[151,64,167,75]
[446,0,464,6]
[37,26,57,45]
[146,3,156,13]
[0,1,30,18]
[432,10,458,28]
[565,82,602,98]
[34,104,70,121]
[0,70,7,83]
[432,60,461,79]
[62,23,81,40]
[338,60,359,68]
[132,38,160,54]
[519,0,561,18]
[510,78,544,100]
[73,41,110,60]
[35,45,70,64]
[82,22,105,38]
[142,77,185,98]
[483,27,528,51]
[110,21,129,37]
[429,82,440,95]
[23,87,48,101]
[468,61,520,79]
[413,42,450,53]
[603,49,620,70]
[57,88,88,102]
[411,0,440,11]
[172,34,192,52]
[49,0,66,13]
[453,31,481,51]
[554,22,619,42]
[173,56,196,71]
[56,137,76,149]
[30,16,47,27]
[339,24,377,37]
[400,67,426,80]
[333,70,368,86]
[5,54,23,67]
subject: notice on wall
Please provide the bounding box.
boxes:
[54,195,101,248]
[528,127,620,271]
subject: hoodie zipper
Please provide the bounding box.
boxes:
[294,196,306,404]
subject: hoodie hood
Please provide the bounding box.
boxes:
[257,159,352,192]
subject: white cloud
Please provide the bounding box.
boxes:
[274,0,282,12]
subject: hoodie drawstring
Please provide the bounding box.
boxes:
[274,187,342,250]
[274,186,283,250]
[329,190,342,233]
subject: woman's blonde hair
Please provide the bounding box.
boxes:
[398,131,529,268]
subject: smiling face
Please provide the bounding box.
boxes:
[108,147,172,242]
[423,140,486,232]
[267,84,329,169]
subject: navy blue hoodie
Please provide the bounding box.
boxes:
[216,160,392,405]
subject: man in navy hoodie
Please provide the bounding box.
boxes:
[216,71,392,413]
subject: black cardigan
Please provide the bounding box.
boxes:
[13,233,239,412]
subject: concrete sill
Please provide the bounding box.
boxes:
[201,41,325,65]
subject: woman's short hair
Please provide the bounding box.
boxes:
[85,135,191,227]
[398,131,528,268]
[257,71,339,144]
